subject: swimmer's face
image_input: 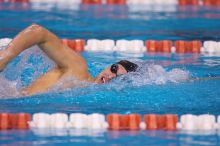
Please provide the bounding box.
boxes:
[95,64,128,84]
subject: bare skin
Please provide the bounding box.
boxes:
[0,24,127,96]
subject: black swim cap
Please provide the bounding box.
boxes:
[117,60,138,72]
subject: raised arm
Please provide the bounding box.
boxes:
[0,24,86,72]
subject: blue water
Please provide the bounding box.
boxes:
[0,2,220,146]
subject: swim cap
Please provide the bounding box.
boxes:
[117,60,138,72]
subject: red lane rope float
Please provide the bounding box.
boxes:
[175,40,201,53]
[106,0,127,5]
[14,113,31,129]
[144,114,178,130]
[163,114,178,131]
[203,0,220,6]
[175,40,185,53]
[0,113,30,130]
[144,114,164,130]
[146,40,157,53]
[158,40,172,53]
[191,40,202,53]
[107,114,141,130]
[75,39,86,52]
[62,39,85,52]
[10,0,29,2]
[0,113,12,130]
[0,0,29,2]
[126,114,141,130]
[82,0,102,4]
[107,114,121,130]
[178,0,199,5]
[146,40,172,53]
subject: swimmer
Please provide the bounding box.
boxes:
[0,24,219,96]
[0,24,138,96]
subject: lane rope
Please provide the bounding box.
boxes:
[0,113,220,131]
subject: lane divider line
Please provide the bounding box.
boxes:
[1,0,220,6]
[1,38,220,54]
[1,112,220,132]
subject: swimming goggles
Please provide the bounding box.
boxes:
[110,64,119,76]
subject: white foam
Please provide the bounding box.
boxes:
[0,38,12,50]
[168,68,190,83]
[111,63,190,87]
[0,75,20,98]
[0,45,55,98]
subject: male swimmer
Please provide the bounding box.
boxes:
[0,24,138,96]
[1,24,219,96]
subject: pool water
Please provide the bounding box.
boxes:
[0,2,220,146]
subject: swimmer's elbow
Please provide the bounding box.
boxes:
[25,23,47,38]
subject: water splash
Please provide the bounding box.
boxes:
[0,46,190,99]
[0,75,20,98]
[49,76,91,92]
[106,62,190,91]
[0,45,54,98]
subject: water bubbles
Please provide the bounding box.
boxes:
[0,46,54,98]
[0,38,12,50]
[109,62,190,89]
[168,68,190,83]
[0,75,20,98]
